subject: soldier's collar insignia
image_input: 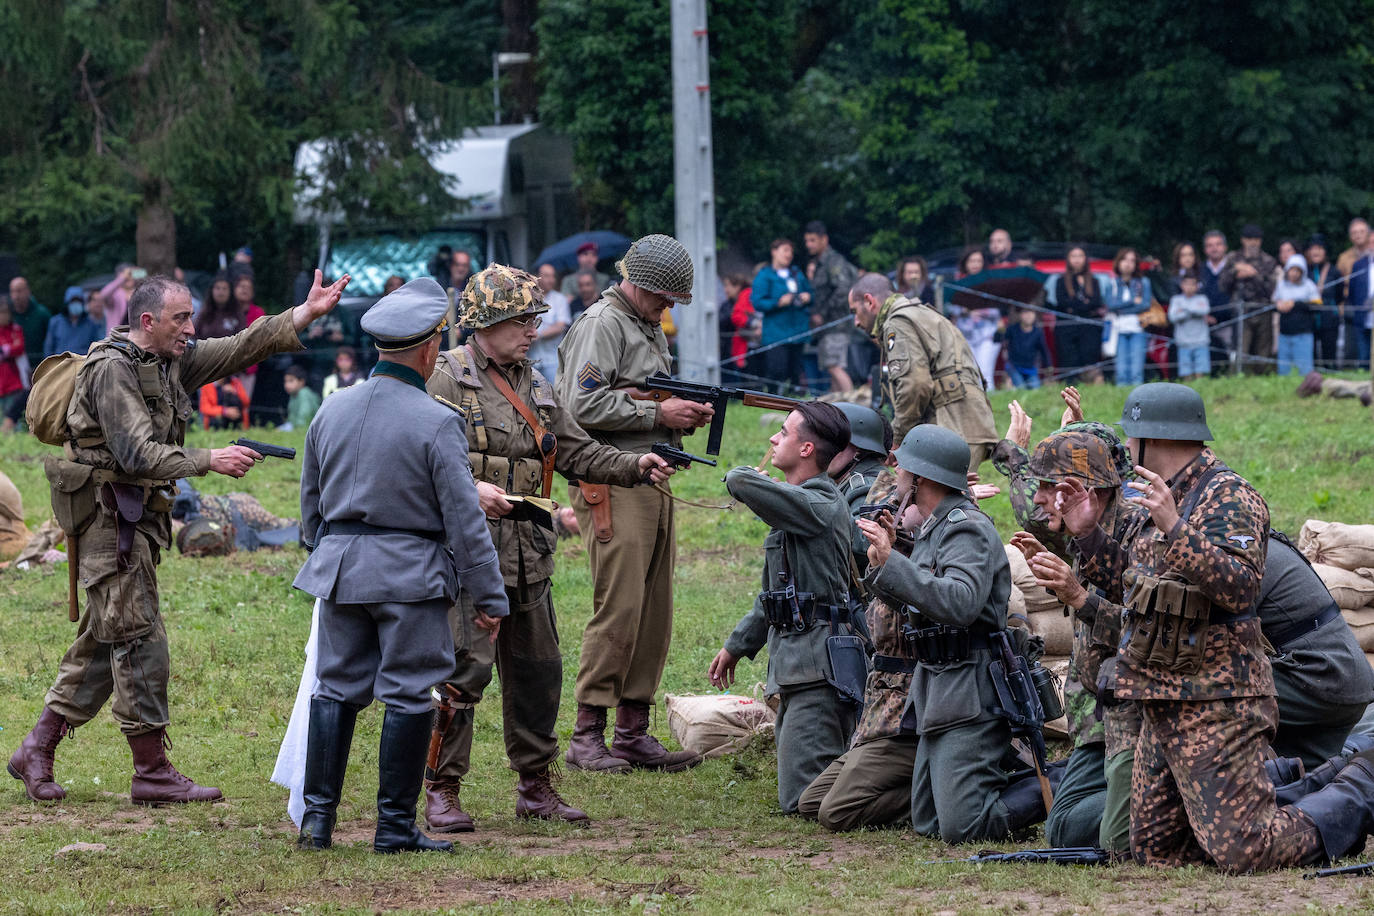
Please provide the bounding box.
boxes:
[1227,534,1255,548]
[947,507,967,523]
[577,361,606,392]
[1130,405,1142,421]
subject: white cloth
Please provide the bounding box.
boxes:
[271,599,321,828]
[528,289,572,380]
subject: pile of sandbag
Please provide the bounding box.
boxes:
[1004,544,1074,656]
[1299,520,1374,653]
[665,691,776,760]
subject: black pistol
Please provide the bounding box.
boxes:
[855,502,896,519]
[651,442,717,469]
[233,438,297,460]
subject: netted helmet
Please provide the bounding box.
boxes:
[617,234,694,304]
[176,518,236,557]
[459,265,548,330]
[1028,428,1124,489]
[834,402,891,457]
[1119,383,1213,441]
[894,424,970,494]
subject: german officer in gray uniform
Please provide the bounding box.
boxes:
[858,425,1045,843]
[294,278,508,854]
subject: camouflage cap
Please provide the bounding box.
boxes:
[176,518,236,557]
[458,265,548,330]
[1028,428,1123,489]
[617,234,694,304]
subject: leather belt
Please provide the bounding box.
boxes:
[323,519,444,543]
[1265,602,1342,651]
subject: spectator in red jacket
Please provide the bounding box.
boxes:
[199,376,251,431]
[721,272,760,380]
[0,298,26,424]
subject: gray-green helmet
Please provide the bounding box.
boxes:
[617,234,694,304]
[894,424,970,494]
[1119,383,1213,441]
[833,403,890,457]
[459,265,548,330]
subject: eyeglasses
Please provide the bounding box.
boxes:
[508,315,543,329]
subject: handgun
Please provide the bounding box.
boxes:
[856,502,896,519]
[650,442,717,469]
[233,438,297,460]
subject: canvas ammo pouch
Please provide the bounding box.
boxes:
[929,366,966,410]
[1124,574,1210,674]
[43,455,97,537]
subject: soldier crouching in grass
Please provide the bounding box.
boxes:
[708,402,863,814]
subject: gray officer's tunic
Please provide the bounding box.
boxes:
[864,492,1015,843]
[722,468,857,813]
[295,367,508,715]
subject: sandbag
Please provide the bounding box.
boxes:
[1366,652,1374,673]
[1315,564,1374,611]
[665,692,775,759]
[1005,544,1066,616]
[0,470,29,561]
[1007,583,1028,628]
[1300,520,1374,572]
[1027,608,1074,657]
[1343,608,1374,653]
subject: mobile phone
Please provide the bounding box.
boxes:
[131,268,148,280]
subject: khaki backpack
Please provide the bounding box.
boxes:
[25,342,131,447]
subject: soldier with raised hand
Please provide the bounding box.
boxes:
[1061,382,1374,871]
[8,271,348,807]
[848,272,998,469]
[708,402,861,813]
[857,425,1048,843]
[294,279,508,854]
[422,266,676,831]
[555,234,710,773]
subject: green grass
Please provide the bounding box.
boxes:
[1,373,1372,914]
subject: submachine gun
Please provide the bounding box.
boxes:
[627,374,800,456]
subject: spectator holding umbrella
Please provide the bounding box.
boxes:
[948,249,1001,389]
[1104,247,1150,386]
[559,242,610,299]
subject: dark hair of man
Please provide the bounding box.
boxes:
[877,411,894,454]
[793,400,850,470]
[849,272,893,303]
[804,220,827,237]
[1203,229,1227,246]
[285,364,309,381]
[769,237,794,253]
[128,276,187,327]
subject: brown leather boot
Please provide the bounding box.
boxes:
[565,704,632,773]
[611,701,703,772]
[516,767,590,825]
[128,730,222,805]
[424,781,475,833]
[7,707,70,801]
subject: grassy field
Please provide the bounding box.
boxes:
[1,373,1373,915]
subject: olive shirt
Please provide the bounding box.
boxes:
[554,286,678,453]
[426,340,645,588]
[863,493,1011,736]
[721,468,853,694]
[871,294,998,447]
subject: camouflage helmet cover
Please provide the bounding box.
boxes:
[458,264,548,330]
[1028,426,1126,489]
[617,234,694,304]
[176,518,236,557]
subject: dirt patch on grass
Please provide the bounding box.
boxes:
[230,875,603,913]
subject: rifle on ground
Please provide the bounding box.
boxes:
[651,442,717,469]
[626,374,800,456]
[927,847,1109,866]
[1305,862,1374,879]
[988,630,1055,812]
[232,438,297,460]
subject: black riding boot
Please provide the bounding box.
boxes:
[298,698,358,849]
[1293,753,1374,863]
[374,708,452,854]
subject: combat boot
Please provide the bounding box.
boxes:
[8,707,71,802]
[566,704,632,773]
[424,781,475,833]
[610,701,703,772]
[128,729,222,805]
[516,766,590,825]
[1296,371,1326,398]
[374,709,452,854]
[1275,737,1374,807]
[999,767,1064,836]
[1293,751,1374,862]
[298,697,357,849]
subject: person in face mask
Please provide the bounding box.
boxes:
[42,286,105,359]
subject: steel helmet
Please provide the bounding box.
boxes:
[894,424,971,494]
[1028,428,1124,488]
[1119,383,1213,441]
[458,265,548,330]
[617,234,694,304]
[833,403,891,457]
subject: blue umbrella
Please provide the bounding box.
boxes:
[532,231,632,274]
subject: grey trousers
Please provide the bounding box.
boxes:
[774,683,855,814]
[1045,742,1108,848]
[315,597,455,715]
[797,734,917,830]
[911,717,1014,843]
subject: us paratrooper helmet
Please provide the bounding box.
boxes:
[617,234,694,304]
[459,264,548,330]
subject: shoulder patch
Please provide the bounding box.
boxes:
[432,394,465,416]
[947,508,967,523]
[886,333,897,352]
[577,361,606,392]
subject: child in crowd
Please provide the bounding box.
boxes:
[1003,307,1051,389]
[321,346,362,398]
[1167,270,1212,380]
[200,376,250,430]
[1273,254,1320,376]
[279,364,321,432]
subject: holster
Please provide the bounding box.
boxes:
[99,482,145,573]
[578,482,613,543]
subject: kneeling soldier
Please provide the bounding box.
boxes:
[423,266,674,831]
